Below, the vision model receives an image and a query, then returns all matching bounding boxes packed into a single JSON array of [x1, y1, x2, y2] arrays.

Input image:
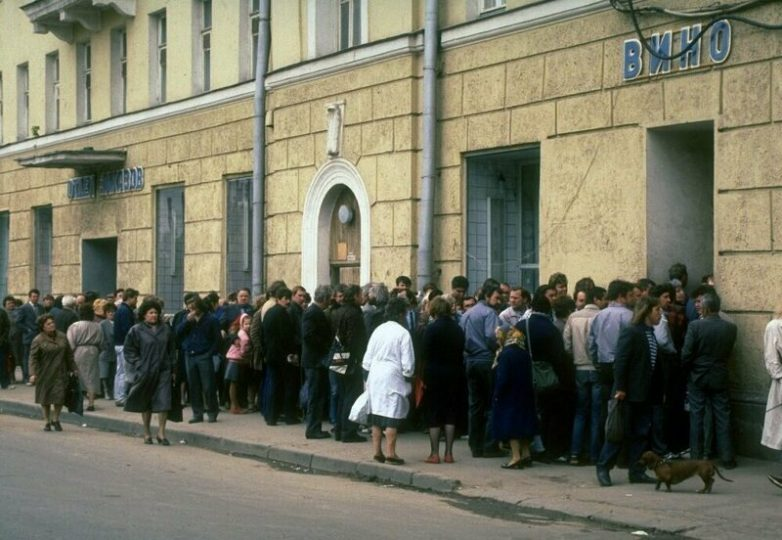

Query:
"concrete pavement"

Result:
[[1, 383, 779, 539]]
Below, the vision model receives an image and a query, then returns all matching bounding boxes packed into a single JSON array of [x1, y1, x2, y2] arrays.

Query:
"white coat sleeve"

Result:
[[764, 321, 782, 380]]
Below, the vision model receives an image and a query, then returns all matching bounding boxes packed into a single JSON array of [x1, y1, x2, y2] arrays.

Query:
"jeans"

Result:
[[305, 366, 329, 436], [597, 401, 651, 480], [465, 359, 496, 455], [334, 367, 363, 439], [22, 343, 31, 381], [571, 369, 602, 462], [113, 346, 126, 400], [186, 351, 218, 419], [328, 369, 339, 425], [688, 381, 734, 462]]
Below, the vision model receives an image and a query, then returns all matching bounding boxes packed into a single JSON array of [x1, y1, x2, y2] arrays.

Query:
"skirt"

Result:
[[224, 360, 242, 382], [368, 413, 404, 429]]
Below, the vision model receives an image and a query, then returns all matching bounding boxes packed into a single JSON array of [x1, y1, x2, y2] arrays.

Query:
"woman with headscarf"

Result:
[[29, 314, 77, 431], [362, 296, 415, 464], [67, 303, 105, 411], [123, 298, 176, 445], [225, 313, 252, 414]]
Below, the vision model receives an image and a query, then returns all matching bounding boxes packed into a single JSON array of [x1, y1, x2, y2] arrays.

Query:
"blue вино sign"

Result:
[[623, 19, 731, 81]]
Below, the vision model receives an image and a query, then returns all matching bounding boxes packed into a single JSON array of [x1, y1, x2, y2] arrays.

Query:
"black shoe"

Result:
[[720, 459, 738, 470], [768, 475, 782, 489], [470, 449, 483, 458], [52, 421, 63, 432], [156, 436, 171, 446], [306, 431, 331, 439], [188, 417, 204, 424], [341, 434, 367, 443], [207, 415, 218, 423], [532, 451, 551, 463], [596, 467, 612, 487], [43, 422, 51, 432], [629, 474, 657, 484], [501, 460, 524, 470], [481, 448, 507, 458]]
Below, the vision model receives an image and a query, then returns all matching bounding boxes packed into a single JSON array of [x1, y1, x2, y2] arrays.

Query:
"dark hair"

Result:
[[124, 288, 139, 300], [574, 277, 595, 294], [183, 291, 199, 304], [275, 287, 292, 300], [651, 283, 675, 300], [266, 280, 288, 299], [637, 278, 656, 292], [187, 296, 208, 314], [342, 284, 361, 305], [137, 298, 163, 322], [385, 296, 408, 322], [692, 284, 716, 300], [530, 285, 553, 313], [78, 304, 94, 321], [587, 286, 606, 305], [552, 295, 576, 319], [631, 296, 660, 325], [28, 288, 40, 297], [204, 291, 220, 307], [395, 275, 412, 288], [668, 263, 688, 282], [237, 287, 251, 296], [114, 288, 124, 296], [451, 275, 469, 290], [36, 314, 55, 332], [43, 294, 55, 302], [428, 296, 452, 319], [480, 282, 501, 301], [700, 292, 721, 313], [103, 302, 117, 314], [84, 291, 98, 304], [606, 280, 634, 301], [3, 295, 15, 306], [548, 272, 568, 287], [227, 292, 238, 302]]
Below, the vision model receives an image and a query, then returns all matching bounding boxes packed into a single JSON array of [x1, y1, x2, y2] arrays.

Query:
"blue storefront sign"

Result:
[[67, 167, 144, 200], [623, 19, 731, 81]]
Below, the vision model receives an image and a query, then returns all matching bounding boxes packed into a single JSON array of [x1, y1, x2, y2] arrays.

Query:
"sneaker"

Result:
[[768, 475, 782, 489]]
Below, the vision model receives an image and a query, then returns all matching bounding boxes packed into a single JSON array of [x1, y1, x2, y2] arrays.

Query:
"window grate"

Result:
[[156, 187, 184, 313], [34, 206, 53, 295], [0, 212, 8, 298], [226, 177, 253, 294]]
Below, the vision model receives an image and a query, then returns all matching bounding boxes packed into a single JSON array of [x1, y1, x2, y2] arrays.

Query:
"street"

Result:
[[0, 414, 669, 540]]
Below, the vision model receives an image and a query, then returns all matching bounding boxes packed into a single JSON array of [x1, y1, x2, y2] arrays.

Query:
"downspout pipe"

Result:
[[416, 0, 438, 289], [252, 0, 271, 297]]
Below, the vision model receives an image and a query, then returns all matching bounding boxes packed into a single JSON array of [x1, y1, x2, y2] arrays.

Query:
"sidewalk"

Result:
[[1, 383, 779, 539]]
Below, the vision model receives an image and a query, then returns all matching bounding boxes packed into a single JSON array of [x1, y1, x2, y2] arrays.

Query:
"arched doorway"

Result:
[[301, 159, 370, 292]]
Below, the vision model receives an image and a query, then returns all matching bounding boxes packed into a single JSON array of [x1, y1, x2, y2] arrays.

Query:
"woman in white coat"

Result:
[[762, 304, 782, 489], [363, 297, 415, 465]]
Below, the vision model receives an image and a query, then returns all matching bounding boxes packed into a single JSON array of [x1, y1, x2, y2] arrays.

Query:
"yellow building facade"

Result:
[[1, 0, 781, 456]]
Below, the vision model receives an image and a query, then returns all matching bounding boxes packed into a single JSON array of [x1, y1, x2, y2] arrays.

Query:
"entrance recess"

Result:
[[301, 159, 370, 292], [82, 237, 117, 296]]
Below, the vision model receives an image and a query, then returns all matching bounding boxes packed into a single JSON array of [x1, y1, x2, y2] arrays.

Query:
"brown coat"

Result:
[[30, 331, 76, 405]]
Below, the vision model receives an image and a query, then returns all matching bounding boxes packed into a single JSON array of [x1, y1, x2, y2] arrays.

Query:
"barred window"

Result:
[[0, 212, 9, 298], [34, 206, 53, 295], [155, 187, 184, 313], [226, 177, 253, 294]]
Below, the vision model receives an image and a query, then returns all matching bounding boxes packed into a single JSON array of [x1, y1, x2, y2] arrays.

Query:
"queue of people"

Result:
[[1, 262, 781, 490]]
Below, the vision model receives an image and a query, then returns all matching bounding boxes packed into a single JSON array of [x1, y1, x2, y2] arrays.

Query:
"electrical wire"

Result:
[[611, 0, 782, 62]]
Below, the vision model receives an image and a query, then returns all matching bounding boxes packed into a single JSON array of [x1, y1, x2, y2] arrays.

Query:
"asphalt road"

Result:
[[0, 414, 669, 540]]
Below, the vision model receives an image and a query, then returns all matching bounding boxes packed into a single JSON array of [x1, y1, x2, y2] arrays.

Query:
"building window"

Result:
[[202, 0, 212, 91], [226, 177, 253, 294], [150, 11, 167, 104], [339, 0, 362, 50], [45, 52, 60, 132], [34, 205, 53, 295], [0, 72, 4, 144], [0, 212, 8, 298], [466, 149, 540, 292], [16, 63, 29, 140], [308, 0, 366, 59], [111, 27, 127, 115], [481, 0, 506, 13], [77, 42, 92, 123], [250, 0, 260, 78], [155, 186, 184, 313]]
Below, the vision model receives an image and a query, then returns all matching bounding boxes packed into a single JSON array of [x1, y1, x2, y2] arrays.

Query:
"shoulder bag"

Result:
[[526, 318, 559, 392]]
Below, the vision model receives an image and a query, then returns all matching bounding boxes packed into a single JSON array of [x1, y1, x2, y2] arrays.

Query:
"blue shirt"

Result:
[[588, 302, 633, 364], [115, 302, 135, 346], [460, 300, 500, 363], [175, 312, 222, 357]]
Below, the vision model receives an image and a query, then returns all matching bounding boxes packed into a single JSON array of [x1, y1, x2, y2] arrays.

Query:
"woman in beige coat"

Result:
[[762, 304, 782, 489], [67, 304, 105, 411]]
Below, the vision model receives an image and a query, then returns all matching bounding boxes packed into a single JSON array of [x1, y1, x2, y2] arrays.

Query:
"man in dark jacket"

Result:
[[262, 287, 297, 426], [0, 301, 10, 389], [176, 295, 222, 423], [113, 288, 138, 406], [681, 292, 738, 468], [302, 285, 333, 439], [17, 288, 43, 384], [330, 284, 368, 443]]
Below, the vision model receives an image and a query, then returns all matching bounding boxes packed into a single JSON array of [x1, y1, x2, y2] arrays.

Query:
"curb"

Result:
[[0, 400, 460, 494]]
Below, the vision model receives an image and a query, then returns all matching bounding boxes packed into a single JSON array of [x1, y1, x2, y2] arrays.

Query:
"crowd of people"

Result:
[[0, 262, 781, 489]]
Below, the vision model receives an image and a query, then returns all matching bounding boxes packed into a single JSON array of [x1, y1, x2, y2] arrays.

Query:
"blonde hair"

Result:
[[93, 298, 108, 317]]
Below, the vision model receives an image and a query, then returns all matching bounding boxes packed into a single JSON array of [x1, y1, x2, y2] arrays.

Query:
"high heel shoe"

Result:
[[156, 436, 170, 446], [501, 460, 524, 469]]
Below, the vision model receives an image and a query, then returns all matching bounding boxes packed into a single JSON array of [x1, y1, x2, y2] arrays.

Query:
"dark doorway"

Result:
[[82, 237, 117, 296]]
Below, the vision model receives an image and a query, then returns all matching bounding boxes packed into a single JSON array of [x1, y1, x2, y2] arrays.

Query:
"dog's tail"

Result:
[[714, 466, 733, 482]]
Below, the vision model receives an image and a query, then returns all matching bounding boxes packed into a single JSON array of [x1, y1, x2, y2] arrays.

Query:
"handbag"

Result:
[[65, 374, 84, 416], [348, 390, 370, 425], [526, 318, 560, 392], [327, 336, 351, 375], [605, 398, 625, 443]]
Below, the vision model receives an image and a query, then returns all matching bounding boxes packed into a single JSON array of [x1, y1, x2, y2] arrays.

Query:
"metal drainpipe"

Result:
[[416, 0, 438, 290], [252, 0, 271, 297]]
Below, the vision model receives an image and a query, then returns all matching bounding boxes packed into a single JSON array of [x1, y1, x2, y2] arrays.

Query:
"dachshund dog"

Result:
[[638, 451, 733, 494]]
